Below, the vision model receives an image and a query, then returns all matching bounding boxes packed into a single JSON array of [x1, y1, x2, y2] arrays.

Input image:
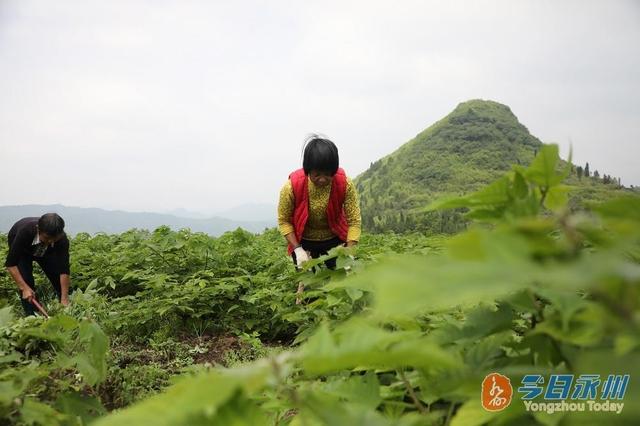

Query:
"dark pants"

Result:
[[291, 237, 344, 270], [16, 255, 62, 315]]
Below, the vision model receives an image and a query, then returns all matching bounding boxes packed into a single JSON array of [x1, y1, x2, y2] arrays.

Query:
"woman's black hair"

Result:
[[302, 134, 339, 175], [38, 213, 65, 237]]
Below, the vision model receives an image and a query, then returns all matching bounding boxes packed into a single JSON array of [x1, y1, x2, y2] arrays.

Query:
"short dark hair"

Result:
[[38, 213, 65, 237], [302, 134, 339, 175]]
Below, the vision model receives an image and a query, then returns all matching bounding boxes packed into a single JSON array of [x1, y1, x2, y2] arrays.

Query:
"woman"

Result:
[[278, 135, 361, 271]]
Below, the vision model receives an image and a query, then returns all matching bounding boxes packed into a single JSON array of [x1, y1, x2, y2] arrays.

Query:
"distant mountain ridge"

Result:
[[163, 203, 277, 222], [213, 203, 277, 222], [0, 204, 275, 236]]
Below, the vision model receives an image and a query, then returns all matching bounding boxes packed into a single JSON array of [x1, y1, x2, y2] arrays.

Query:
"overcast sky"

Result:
[[1, 0, 638, 214]]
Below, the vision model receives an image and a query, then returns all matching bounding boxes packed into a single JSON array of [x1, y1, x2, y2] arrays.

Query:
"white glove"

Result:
[[294, 246, 310, 267]]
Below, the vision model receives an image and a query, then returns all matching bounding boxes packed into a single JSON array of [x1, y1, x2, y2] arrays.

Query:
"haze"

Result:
[[1, 0, 638, 214]]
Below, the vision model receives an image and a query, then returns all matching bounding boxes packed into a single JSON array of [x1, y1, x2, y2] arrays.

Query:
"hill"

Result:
[[355, 99, 632, 233], [0, 204, 275, 236]]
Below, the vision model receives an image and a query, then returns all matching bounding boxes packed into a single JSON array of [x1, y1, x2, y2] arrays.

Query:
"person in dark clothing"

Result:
[[5, 213, 71, 315]]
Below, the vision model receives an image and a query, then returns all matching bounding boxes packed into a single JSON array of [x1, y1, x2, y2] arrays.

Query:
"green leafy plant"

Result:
[[1, 144, 637, 424], [88, 145, 640, 425]]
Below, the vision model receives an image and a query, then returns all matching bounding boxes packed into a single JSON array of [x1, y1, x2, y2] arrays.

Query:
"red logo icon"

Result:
[[482, 373, 513, 412]]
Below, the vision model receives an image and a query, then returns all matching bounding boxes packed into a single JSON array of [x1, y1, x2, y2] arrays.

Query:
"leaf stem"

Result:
[[445, 402, 455, 425], [539, 186, 548, 207], [145, 244, 173, 269], [399, 369, 428, 414]]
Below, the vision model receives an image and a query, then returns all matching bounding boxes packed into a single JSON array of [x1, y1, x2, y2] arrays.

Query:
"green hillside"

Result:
[[355, 99, 631, 233]]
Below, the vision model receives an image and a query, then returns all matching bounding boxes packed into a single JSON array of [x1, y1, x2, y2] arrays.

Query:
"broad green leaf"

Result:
[[591, 196, 640, 222], [426, 176, 511, 212], [343, 253, 534, 317], [0, 306, 14, 328], [530, 302, 606, 347], [54, 392, 106, 424], [450, 400, 498, 426], [463, 331, 513, 371], [77, 321, 109, 385], [21, 399, 66, 426], [189, 391, 269, 425], [0, 365, 42, 405], [0, 352, 22, 364], [73, 353, 103, 387], [614, 333, 640, 356], [0, 380, 23, 406], [532, 410, 565, 426], [543, 185, 569, 211], [312, 371, 382, 410], [430, 303, 515, 345], [297, 393, 393, 426], [93, 359, 274, 426], [446, 228, 531, 261], [301, 320, 459, 375], [535, 288, 587, 332], [524, 144, 562, 188], [511, 170, 528, 199], [345, 287, 364, 302], [19, 315, 78, 346], [502, 290, 539, 314], [86, 278, 99, 291]]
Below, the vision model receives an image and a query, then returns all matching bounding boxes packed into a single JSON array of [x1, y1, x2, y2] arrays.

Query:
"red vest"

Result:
[[287, 168, 349, 254]]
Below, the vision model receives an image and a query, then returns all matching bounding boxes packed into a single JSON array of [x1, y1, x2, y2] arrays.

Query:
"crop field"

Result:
[[0, 146, 638, 425]]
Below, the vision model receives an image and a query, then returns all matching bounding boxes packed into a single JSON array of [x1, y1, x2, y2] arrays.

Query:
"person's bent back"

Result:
[[5, 213, 71, 315]]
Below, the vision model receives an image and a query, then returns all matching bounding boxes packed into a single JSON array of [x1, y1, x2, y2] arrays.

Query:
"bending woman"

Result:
[[278, 135, 361, 270]]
